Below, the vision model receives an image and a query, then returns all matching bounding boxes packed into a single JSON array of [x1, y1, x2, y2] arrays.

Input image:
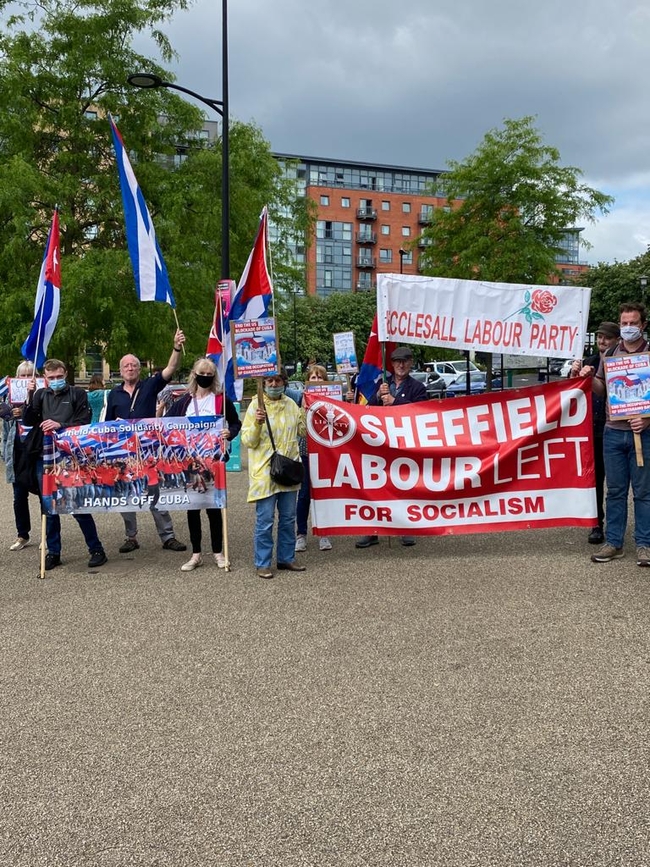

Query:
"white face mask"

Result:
[[620, 325, 642, 342]]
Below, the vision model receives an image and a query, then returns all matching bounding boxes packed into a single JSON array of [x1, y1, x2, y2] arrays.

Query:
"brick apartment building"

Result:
[[275, 153, 588, 297]]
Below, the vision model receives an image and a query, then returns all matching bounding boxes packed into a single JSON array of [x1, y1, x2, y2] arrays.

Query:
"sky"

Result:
[[142, 0, 650, 268]]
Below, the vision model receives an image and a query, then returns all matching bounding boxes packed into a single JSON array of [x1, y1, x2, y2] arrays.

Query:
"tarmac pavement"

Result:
[[2, 460, 650, 866]]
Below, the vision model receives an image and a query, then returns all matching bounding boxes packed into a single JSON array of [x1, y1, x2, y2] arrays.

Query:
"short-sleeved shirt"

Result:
[[105, 372, 168, 421]]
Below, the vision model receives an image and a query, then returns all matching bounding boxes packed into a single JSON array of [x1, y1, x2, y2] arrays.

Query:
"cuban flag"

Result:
[[355, 313, 396, 404], [21, 210, 61, 369], [226, 208, 273, 397], [109, 115, 176, 308], [229, 207, 273, 321]]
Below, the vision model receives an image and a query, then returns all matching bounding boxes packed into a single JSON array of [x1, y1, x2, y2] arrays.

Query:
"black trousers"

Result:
[[187, 508, 223, 554]]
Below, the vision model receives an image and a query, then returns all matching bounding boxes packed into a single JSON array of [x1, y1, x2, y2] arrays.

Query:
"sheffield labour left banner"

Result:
[[304, 379, 596, 537], [42, 417, 227, 516]]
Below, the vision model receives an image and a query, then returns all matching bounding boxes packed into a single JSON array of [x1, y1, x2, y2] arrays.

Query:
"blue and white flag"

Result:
[[109, 115, 176, 308], [21, 209, 61, 369]]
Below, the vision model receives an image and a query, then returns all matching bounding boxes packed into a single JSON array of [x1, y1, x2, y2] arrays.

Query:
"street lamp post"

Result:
[[399, 248, 407, 274], [127, 2, 230, 278]]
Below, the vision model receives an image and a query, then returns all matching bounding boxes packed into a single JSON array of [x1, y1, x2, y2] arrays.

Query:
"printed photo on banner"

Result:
[[376, 274, 590, 359], [604, 353, 650, 420], [304, 382, 344, 402], [8, 377, 45, 404], [303, 379, 597, 537], [41, 417, 227, 516], [232, 317, 278, 379], [333, 331, 358, 375]]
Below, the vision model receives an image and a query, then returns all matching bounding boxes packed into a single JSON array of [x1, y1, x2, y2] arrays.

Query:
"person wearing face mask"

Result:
[[22, 359, 107, 571], [295, 364, 332, 553], [167, 358, 241, 572], [2, 361, 38, 551], [589, 303, 650, 566], [241, 370, 306, 579], [569, 322, 620, 545]]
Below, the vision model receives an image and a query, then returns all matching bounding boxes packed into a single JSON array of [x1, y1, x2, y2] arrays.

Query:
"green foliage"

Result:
[[580, 249, 650, 327], [419, 116, 613, 285], [0, 0, 307, 374]]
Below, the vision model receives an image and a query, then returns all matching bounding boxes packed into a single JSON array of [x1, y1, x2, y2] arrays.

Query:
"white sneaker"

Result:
[[295, 534, 307, 552], [214, 552, 226, 568], [319, 537, 332, 551], [180, 554, 203, 572], [9, 537, 29, 551]]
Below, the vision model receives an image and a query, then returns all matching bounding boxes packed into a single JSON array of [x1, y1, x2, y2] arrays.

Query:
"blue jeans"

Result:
[[37, 459, 103, 555], [254, 491, 298, 568], [603, 426, 650, 547], [296, 455, 311, 537]]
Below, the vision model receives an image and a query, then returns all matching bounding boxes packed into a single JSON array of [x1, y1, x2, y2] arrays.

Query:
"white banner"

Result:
[[377, 274, 591, 360]]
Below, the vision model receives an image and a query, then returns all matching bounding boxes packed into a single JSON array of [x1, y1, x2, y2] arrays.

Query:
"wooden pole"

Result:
[[634, 430, 644, 466], [38, 513, 47, 579], [221, 506, 230, 571], [172, 309, 186, 355]]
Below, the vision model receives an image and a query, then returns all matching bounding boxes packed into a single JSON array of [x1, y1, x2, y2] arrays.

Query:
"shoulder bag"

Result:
[[264, 411, 305, 487]]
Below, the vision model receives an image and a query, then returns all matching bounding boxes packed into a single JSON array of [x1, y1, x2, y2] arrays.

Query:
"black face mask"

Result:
[[195, 374, 215, 389]]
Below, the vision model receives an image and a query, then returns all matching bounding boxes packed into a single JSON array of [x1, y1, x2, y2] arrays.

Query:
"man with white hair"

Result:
[[105, 329, 187, 554]]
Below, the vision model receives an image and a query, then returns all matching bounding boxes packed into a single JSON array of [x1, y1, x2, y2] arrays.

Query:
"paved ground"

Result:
[[2, 459, 650, 866]]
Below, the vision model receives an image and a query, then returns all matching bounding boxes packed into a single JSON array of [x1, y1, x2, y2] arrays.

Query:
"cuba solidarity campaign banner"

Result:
[[42, 417, 227, 516], [304, 379, 596, 537], [376, 274, 591, 359]]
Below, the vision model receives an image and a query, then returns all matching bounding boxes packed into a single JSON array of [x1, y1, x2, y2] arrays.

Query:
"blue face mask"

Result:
[[620, 325, 642, 343], [49, 378, 66, 392], [265, 385, 285, 400]]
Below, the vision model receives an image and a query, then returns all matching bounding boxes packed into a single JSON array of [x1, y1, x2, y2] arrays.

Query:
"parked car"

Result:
[[412, 370, 447, 399], [548, 358, 566, 376], [559, 359, 573, 378], [431, 359, 481, 387], [446, 371, 503, 397]]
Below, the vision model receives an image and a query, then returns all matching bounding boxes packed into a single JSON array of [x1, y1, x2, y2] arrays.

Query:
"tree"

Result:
[[580, 249, 650, 327], [419, 116, 613, 285], [0, 0, 308, 373]]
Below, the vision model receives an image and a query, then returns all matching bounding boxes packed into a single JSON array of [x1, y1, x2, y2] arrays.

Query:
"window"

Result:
[[379, 249, 393, 264], [382, 201, 390, 211], [341, 197, 350, 208], [402, 227, 411, 237], [381, 225, 390, 236], [320, 195, 330, 206], [402, 202, 411, 213], [401, 250, 413, 265]]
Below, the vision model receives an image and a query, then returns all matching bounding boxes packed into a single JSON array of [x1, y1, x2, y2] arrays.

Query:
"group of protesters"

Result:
[[3, 299, 650, 578]]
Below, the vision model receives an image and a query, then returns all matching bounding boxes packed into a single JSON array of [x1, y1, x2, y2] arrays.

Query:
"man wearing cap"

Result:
[[569, 321, 620, 545], [587, 303, 650, 566], [356, 345, 427, 549]]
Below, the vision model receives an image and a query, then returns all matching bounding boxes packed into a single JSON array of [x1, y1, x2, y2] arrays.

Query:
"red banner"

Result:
[[304, 379, 597, 536]]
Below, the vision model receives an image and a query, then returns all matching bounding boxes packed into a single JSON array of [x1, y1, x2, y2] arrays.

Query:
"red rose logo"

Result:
[[531, 289, 557, 315]]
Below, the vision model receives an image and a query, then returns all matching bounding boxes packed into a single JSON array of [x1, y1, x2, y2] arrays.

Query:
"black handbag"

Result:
[[264, 412, 305, 487]]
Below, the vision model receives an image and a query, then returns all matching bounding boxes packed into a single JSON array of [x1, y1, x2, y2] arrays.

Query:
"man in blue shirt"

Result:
[[105, 329, 187, 554]]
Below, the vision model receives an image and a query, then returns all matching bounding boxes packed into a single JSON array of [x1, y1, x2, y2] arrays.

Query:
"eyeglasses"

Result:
[[121, 363, 140, 369]]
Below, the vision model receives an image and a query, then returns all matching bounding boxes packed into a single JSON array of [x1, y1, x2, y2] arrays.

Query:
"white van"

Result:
[[430, 359, 480, 387]]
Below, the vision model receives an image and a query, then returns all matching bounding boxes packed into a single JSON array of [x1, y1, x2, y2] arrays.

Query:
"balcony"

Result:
[[356, 207, 377, 221], [418, 236, 433, 248], [356, 256, 376, 269], [356, 231, 377, 244], [356, 280, 376, 292], [418, 209, 434, 225]]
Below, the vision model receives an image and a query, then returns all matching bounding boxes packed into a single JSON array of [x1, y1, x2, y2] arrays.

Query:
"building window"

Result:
[[402, 202, 411, 213], [382, 201, 390, 211], [381, 225, 390, 236], [320, 195, 330, 206], [401, 250, 413, 265], [402, 227, 411, 237], [341, 197, 350, 208], [379, 249, 393, 264]]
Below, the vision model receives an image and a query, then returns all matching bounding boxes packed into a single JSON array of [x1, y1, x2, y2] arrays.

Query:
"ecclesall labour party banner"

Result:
[[304, 379, 596, 537], [376, 274, 591, 360]]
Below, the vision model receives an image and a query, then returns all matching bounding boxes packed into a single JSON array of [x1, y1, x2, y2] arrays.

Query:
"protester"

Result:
[[2, 361, 38, 551], [589, 303, 650, 566], [356, 345, 427, 549], [104, 329, 187, 554], [167, 357, 241, 572], [296, 364, 332, 553], [569, 321, 620, 545], [87, 374, 107, 423], [22, 359, 107, 570], [241, 370, 306, 579]]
